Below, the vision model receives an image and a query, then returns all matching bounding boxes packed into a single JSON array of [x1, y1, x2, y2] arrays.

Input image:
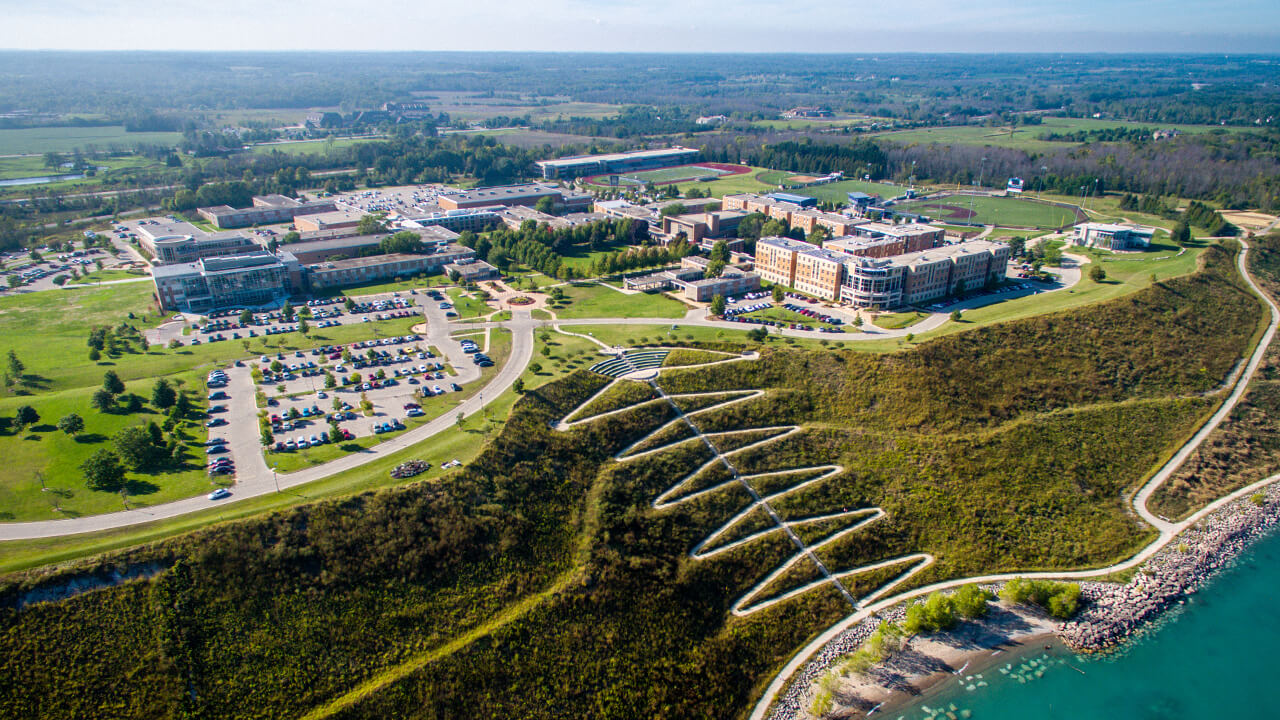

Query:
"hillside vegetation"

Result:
[[0, 242, 1263, 720]]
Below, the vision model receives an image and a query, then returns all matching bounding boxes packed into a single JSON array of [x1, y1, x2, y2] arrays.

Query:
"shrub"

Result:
[[1000, 578, 1082, 618]]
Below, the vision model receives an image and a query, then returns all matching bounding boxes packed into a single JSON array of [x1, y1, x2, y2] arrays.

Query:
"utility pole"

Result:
[[272, 464, 280, 493]]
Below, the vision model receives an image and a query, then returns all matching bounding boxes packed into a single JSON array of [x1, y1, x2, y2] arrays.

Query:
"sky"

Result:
[[1, 0, 1279, 53]]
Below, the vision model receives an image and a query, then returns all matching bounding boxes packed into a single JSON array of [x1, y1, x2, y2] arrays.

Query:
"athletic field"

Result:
[[584, 163, 750, 188], [893, 194, 1083, 229]]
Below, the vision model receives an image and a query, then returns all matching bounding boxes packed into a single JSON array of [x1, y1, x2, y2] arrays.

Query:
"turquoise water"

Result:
[[896, 527, 1280, 720]]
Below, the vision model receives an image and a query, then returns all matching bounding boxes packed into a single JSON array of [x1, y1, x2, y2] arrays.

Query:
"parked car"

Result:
[[208, 488, 231, 500]]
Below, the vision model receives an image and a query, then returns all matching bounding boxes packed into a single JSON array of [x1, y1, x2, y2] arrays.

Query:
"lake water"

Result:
[[0, 172, 88, 187], [896, 526, 1280, 720]]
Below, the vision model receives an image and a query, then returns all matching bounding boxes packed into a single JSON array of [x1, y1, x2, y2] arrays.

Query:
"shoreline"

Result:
[[769, 480, 1280, 720]]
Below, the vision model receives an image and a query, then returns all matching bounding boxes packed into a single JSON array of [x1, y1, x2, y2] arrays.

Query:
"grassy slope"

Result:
[[0, 241, 1263, 720]]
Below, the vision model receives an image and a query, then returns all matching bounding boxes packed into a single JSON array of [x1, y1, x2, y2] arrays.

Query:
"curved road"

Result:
[[0, 309, 536, 541], [747, 238, 1280, 720]]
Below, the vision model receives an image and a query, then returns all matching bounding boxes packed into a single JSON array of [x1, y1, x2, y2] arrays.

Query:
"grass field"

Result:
[[69, 269, 146, 284], [741, 306, 834, 328], [0, 126, 183, 155], [667, 166, 777, 198], [873, 311, 928, 329], [552, 282, 688, 319], [894, 193, 1083, 228], [249, 136, 385, 156], [0, 326, 593, 573], [0, 370, 217, 521], [870, 116, 1258, 152], [446, 287, 491, 319]]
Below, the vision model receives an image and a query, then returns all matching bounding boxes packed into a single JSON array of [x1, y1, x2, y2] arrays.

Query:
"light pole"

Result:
[[272, 464, 279, 493]]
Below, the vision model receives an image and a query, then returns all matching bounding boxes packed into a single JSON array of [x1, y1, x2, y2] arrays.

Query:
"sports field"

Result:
[[583, 163, 750, 188], [893, 193, 1084, 229]]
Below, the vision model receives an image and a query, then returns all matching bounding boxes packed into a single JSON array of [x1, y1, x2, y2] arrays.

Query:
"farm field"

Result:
[[249, 136, 385, 156], [583, 162, 750, 188], [894, 193, 1084, 228], [0, 126, 183, 155], [871, 116, 1258, 152]]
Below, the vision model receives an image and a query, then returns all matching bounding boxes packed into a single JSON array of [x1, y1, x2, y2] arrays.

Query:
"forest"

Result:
[[0, 240, 1265, 720]]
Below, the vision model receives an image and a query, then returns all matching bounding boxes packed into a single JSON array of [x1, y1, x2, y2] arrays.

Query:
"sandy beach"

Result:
[[809, 603, 1059, 718]]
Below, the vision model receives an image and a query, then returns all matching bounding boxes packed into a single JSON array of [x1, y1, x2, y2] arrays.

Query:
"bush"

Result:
[[1000, 578, 1082, 618], [951, 584, 994, 619], [903, 591, 958, 635]]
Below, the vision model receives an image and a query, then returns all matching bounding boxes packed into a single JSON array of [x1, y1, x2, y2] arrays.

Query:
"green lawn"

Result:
[[249, 136, 385, 156], [894, 194, 1083, 228], [68, 269, 146, 284], [666, 166, 776, 198], [873, 311, 928, 329], [446, 287, 491, 318], [551, 282, 688, 319], [0, 126, 183, 155], [0, 325, 574, 573], [558, 243, 632, 272], [0, 371, 218, 522], [584, 164, 743, 187]]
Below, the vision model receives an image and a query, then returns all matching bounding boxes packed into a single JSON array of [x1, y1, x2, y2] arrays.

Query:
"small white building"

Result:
[[1071, 222, 1156, 251]]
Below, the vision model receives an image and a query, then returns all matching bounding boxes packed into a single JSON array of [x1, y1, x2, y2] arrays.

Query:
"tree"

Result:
[[950, 309, 962, 323], [529, 362, 543, 374], [298, 318, 310, 336], [57, 413, 85, 437], [6, 350, 23, 379], [113, 426, 157, 471], [710, 294, 727, 317], [1007, 236, 1026, 257], [6, 275, 20, 288], [709, 239, 729, 263], [357, 214, 388, 236], [344, 297, 356, 311], [15, 405, 39, 430], [456, 411, 465, 428], [170, 391, 193, 421], [90, 388, 116, 412], [746, 327, 769, 342], [705, 258, 726, 279], [380, 231, 424, 255], [270, 360, 283, 374], [122, 393, 144, 413], [1171, 221, 1191, 247], [81, 449, 126, 492], [1089, 264, 1107, 283], [772, 285, 785, 303], [167, 338, 181, 350], [151, 379, 177, 409], [513, 377, 525, 393], [102, 370, 125, 395], [534, 195, 556, 214], [324, 371, 336, 389], [239, 309, 254, 325], [282, 302, 295, 322]]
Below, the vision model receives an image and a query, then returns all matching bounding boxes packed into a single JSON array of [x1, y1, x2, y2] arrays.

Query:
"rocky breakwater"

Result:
[[1060, 482, 1280, 652]]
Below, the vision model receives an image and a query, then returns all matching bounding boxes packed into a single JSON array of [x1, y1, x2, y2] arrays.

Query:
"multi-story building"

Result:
[[304, 245, 476, 290], [754, 236, 812, 287], [789, 209, 868, 237], [293, 210, 366, 233], [435, 184, 593, 212], [793, 247, 847, 301], [847, 222, 946, 253], [402, 207, 504, 233], [151, 251, 301, 312], [534, 147, 700, 179], [1071, 222, 1156, 251], [197, 194, 335, 229], [839, 240, 1012, 308], [658, 211, 747, 245]]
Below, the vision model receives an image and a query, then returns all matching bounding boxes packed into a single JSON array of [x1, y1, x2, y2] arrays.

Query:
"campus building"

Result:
[[402, 207, 504, 233], [623, 263, 761, 303], [271, 226, 459, 265], [789, 209, 868, 237], [196, 194, 336, 229], [846, 222, 946, 252], [1071, 222, 1156, 251], [151, 251, 301, 312], [443, 260, 499, 283], [293, 210, 366, 234], [658, 210, 748, 244], [435, 185, 593, 212], [839, 240, 1012, 308], [534, 147, 700, 180], [754, 236, 811, 287], [304, 245, 476, 290], [793, 247, 847, 302]]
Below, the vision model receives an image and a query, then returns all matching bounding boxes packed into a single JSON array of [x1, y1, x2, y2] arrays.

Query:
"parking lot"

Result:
[[185, 293, 423, 346]]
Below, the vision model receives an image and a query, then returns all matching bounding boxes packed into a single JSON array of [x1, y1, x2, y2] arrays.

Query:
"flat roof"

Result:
[[442, 184, 561, 203], [535, 146, 698, 169], [200, 252, 283, 273], [307, 246, 472, 272], [757, 236, 817, 252]]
